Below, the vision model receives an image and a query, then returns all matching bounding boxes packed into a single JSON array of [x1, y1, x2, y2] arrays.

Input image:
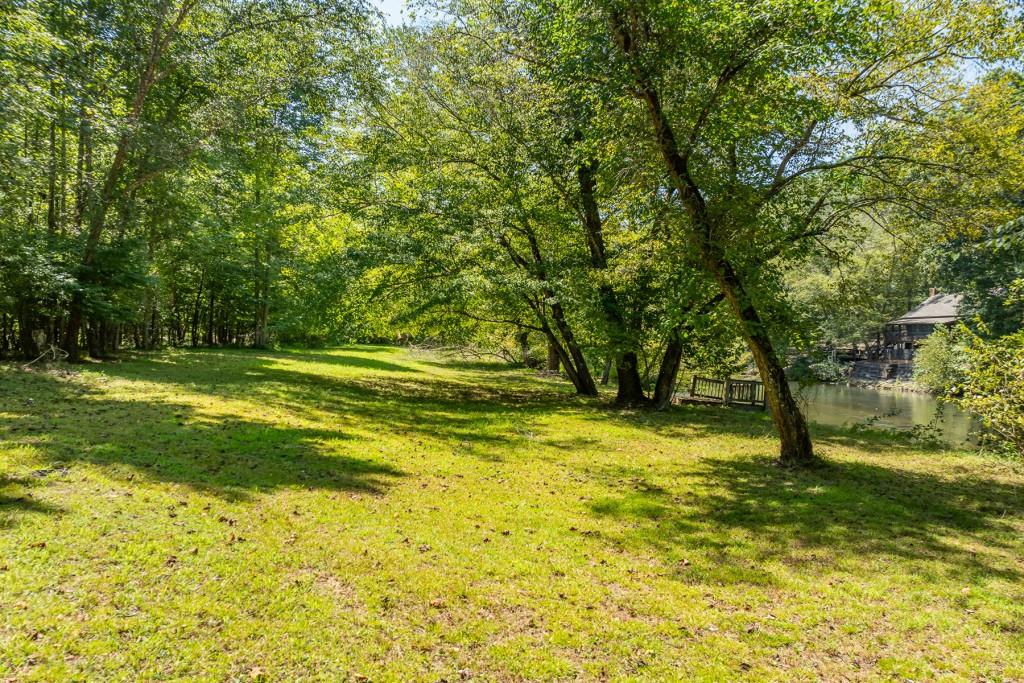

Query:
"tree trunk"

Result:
[[86, 319, 102, 359], [516, 224, 597, 395], [528, 301, 593, 396], [652, 294, 725, 409], [206, 290, 215, 347], [17, 302, 39, 360], [614, 352, 646, 406], [548, 301, 597, 396], [49, 316, 60, 350], [46, 83, 57, 235], [146, 301, 159, 349], [65, 292, 84, 361], [652, 334, 684, 410], [500, 224, 595, 396], [517, 330, 536, 368], [577, 158, 643, 405], [714, 260, 814, 465], [67, 1, 194, 361], [600, 355, 612, 385], [546, 338, 560, 372], [190, 278, 204, 348]]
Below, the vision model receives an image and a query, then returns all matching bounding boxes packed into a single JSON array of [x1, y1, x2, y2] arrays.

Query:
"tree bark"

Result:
[[546, 337, 560, 372], [526, 302, 594, 396], [205, 290, 215, 347], [652, 293, 726, 409], [150, 305, 159, 348], [652, 333, 684, 410], [65, 292, 83, 360], [190, 277, 204, 347], [46, 82, 57, 235], [253, 243, 270, 348], [517, 330, 537, 368], [86, 319, 102, 359], [713, 260, 813, 466], [17, 302, 39, 360], [614, 352, 646, 406], [547, 300, 597, 395]]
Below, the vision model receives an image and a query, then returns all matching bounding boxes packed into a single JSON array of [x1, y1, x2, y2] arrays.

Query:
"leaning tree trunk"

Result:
[[540, 324, 588, 391], [713, 259, 814, 465], [503, 222, 597, 396], [65, 0, 194, 361], [609, 12, 814, 465], [532, 305, 596, 397], [548, 301, 598, 396]]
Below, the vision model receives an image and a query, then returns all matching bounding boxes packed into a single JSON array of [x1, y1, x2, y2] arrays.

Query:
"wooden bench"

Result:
[[676, 376, 767, 410]]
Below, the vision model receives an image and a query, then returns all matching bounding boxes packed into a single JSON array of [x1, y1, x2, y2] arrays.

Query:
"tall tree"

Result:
[[523, 0, 1019, 464]]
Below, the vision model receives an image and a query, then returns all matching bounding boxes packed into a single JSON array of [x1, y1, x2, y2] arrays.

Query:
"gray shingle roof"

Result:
[[888, 293, 963, 326]]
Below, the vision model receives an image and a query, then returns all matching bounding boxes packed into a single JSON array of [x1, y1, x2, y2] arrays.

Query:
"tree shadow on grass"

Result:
[[0, 475, 59, 527], [126, 347, 421, 375], [86, 350, 572, 463], [0, 368, 405, 502], [586, 453, 1024, 585], [590, 400, 956, 455], [274, 349, 422, 374], [416, 358, 516, 372], [2, 346, 562, 506], [8, 347, 1022, 587]]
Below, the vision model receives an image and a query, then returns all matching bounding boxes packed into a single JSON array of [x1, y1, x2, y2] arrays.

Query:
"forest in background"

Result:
[[2, 0, 1023, 461]]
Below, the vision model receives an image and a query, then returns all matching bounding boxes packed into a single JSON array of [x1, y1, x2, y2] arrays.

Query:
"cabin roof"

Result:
[[887, 293, 963, 326]]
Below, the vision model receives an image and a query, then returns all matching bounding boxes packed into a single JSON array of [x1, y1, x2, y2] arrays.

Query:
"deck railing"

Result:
[[689, 376, 766, 409]]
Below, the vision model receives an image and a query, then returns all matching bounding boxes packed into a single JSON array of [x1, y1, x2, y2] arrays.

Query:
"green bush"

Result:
[[788, 355, 847, 383], [914, 326, 969, 393], [954, 330, 1024, 456]]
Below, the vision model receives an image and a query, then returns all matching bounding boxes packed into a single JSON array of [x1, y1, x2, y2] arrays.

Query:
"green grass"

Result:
[[1, 346, 1022, 681]]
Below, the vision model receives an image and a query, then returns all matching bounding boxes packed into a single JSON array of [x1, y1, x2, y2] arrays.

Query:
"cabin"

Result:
[[882, 290, 962, 361]]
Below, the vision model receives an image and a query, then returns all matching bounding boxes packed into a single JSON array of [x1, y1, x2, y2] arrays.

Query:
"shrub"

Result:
[[954, 330, 1024, 456], [788, 355, 847, 383], [914, 326, 969, 393]]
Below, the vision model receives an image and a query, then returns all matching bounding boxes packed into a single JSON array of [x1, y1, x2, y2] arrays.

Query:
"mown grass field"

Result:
[[1, 346, 1023, 682]]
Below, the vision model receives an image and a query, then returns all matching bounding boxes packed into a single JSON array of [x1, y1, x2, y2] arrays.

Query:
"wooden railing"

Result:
[[690, 376, 727, 401], [689, 376, 766, 409]]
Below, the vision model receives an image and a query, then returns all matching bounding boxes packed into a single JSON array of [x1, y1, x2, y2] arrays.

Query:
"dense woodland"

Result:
[[2, 0, 1023, 462]]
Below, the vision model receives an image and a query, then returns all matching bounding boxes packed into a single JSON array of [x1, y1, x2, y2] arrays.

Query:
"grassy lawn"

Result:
[[1, 346, 1023, 681]]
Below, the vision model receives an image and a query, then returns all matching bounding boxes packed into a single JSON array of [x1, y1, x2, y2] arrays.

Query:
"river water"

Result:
[[792, 383, 975, 446]]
